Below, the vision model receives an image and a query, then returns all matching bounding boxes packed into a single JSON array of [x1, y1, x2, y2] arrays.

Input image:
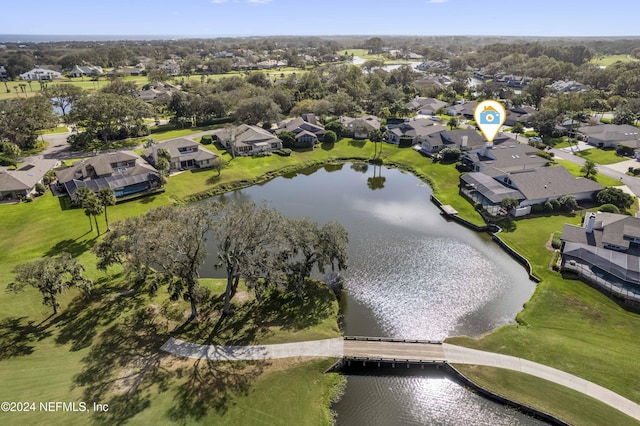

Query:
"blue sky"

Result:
[[4, 0, 640, 37]]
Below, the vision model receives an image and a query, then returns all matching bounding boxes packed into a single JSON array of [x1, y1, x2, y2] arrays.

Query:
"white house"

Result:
[[20, 67, 62, 81]]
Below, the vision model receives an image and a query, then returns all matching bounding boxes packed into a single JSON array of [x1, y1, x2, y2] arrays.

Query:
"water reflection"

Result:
[[202, 164, 540, 424], [334, 373, 547, 426]]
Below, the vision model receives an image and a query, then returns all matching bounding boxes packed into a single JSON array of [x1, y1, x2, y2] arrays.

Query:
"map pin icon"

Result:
[[474, 100, 507, 143]]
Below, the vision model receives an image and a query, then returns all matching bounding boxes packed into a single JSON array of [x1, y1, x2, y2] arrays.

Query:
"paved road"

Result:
[[161, 337, 640, 421], [550, 147, 640, 197]]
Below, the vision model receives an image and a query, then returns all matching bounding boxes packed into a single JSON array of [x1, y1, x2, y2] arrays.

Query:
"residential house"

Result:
[[0, 159, 59, 201], [446, 101, 478, 118], [551, 80, 589, 93], [159, 59, 181, 76], [19, 67, 62, 80], [137, 82, 181, 102], [577, 124, 640, 149], [55, 151, 160, 199], [69, 65, 103, 78], [413, 74, 452, 90], [504, 106, 536, 126], [143, 138, 218, 170], [560, 212, 640, 297], [461, 142, 549, 176], [416, 60, 448, 71], [386, 118, 444, 146], [217, 125, 283, 156], [276, 114, 325, 147], [461, 165, 603, 216], [339, 115, 381, 139], [494, 74, 531, 88], [418, 128, 485, 154], [405, 97, 447, 116]]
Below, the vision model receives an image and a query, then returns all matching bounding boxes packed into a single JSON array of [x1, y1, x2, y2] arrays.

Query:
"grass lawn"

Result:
[[38, 125, 69, 135], [575, 147, 628, 165], [591, 54, 639, 66], [454, 365, 639, 426], [555, 159, 624, 186]]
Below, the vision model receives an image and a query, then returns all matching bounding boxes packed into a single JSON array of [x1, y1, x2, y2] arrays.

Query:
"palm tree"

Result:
[[97, 188, 116, 232], [85, 195, 104, 236], [581, 160, 598, 181], [447, 117, 458, 130], [74, 187, 94, 231]]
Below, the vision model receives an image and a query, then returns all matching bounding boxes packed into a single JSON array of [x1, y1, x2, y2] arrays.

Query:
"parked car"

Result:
[[529, 136, 543, 143]]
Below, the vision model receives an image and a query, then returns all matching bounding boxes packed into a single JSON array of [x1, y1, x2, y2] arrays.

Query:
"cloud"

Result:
[[429, 0, 448, 3], [247, 0, 272, 3], [211, 0, 228, 3]]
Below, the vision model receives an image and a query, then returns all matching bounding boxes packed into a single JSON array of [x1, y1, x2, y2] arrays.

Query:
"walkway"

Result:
[[161, 337, 640, 421]]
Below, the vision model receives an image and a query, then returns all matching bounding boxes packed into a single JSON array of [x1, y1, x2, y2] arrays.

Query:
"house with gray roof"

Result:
[[577, 124, 640, 149], [276, 114, 325, 148], [69, 65, 103, 78], [144, 138, 217, 170], [461, 142, 548, 177], [405, 97, 447, 116], [387, 118, 443, 146], [0, 159, 59, 201], [217, 125, 283, 156], [419, 128, 485, 154], [551, 80, 589, 93], [446, 101, 478, 118], [55, 151, 160, 199], [339, 115, 381, 139], [561, 212, 640, 300]]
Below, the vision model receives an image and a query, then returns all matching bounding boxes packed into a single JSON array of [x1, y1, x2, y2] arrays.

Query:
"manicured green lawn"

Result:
[[454, 365, 639, 426], [591, 54, 639, 66], [555, 159, 624, 186], [576, 148, 628, 165]]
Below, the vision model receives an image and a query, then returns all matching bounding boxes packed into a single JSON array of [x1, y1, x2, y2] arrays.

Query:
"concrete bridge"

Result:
[[161, 336, 640, 422]]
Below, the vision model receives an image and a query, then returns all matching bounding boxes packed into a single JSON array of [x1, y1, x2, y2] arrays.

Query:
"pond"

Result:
[[202, 163, 544, 425]]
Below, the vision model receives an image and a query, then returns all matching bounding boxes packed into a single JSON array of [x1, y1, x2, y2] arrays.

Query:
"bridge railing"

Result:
[[343, 336, 442, 345]]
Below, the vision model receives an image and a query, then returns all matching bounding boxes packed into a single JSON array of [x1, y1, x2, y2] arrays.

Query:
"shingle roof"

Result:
[[508, 166, 603, 201], [460, 172, 524, 204]]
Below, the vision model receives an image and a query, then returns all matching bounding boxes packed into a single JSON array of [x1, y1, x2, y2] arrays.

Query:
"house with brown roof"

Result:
[[55, 151, 160, 199], [216, 125, 283, 156], [143, 138, 218, 170]]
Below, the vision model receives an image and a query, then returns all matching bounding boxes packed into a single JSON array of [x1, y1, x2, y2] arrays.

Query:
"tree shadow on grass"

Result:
[[348, 139, 367, 148], [258, 281, 335, 331], [167, 358, 267, 423], [73, 306, 174, 425], [53, 276, 147, 351], [44, 233, 96, 258], [0, 316, 53, 360]]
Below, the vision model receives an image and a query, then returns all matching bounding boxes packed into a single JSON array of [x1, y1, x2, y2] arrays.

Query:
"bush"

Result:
[[599, 203, 620, 213], [324, 130, 337, 144], [558, 195, 577, 211], [543, 201, 554, 212], [551, 199, 561, 211], [616, 144, 634, 157], [200, 135, 213, 145], [35, 182, 46, 195], [531, 203, 544, 214], [0, 154, 17, 167], [551, 232, 562, 249], [440, 147, 462, 162], [596, 187, 634, 210]]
